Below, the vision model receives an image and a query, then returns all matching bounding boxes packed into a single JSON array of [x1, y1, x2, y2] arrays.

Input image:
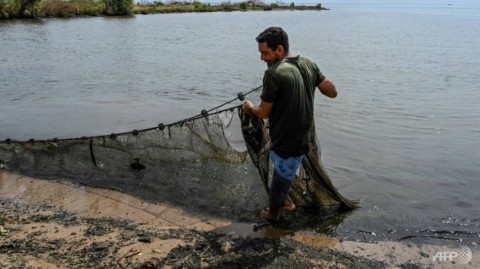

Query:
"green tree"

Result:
[[0, 0, 11, 18], [17, 0, 42, 17], [239, 1, 247, 10], [104, 0, 133, 15]]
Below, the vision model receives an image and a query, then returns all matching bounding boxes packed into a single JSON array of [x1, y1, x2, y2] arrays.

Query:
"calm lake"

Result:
[[1, 3, 479, 245]]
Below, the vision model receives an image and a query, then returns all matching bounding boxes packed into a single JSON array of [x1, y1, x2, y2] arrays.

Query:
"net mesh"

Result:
[[0, 89, 356, 221]]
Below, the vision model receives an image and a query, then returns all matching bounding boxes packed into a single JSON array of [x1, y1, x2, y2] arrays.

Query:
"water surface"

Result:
[[1, 5, 479, 245]]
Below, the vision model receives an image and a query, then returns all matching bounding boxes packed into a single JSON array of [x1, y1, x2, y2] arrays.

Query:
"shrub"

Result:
[[42, 0, 79, 17], [0, 0, 14, 18], [41, 0, 102, 17], [104, 0, 133, 15], [0, 0, 43, 18], [239, 2, 246, 10]]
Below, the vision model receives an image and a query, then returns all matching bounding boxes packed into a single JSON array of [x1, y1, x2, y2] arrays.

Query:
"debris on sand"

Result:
[[0, 196, 424, 269]]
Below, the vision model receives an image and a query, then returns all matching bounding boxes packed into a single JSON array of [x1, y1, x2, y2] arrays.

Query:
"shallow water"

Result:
[[1, 4, 479, 246]]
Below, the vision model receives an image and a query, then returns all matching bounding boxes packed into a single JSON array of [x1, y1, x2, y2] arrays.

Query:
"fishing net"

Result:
[[0, 87, 356, 221], [240, 110, 357, 212]]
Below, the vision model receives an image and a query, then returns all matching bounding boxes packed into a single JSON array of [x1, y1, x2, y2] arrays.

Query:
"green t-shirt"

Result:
[[260, 56, 325, 157]]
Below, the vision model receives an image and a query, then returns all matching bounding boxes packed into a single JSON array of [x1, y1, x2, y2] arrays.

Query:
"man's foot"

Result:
[[282, 195, 296, 211], [260, 209, 279, 221]]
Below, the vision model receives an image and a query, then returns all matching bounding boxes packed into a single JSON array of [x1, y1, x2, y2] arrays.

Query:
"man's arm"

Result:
[[318, 78, 337, 98], [242, 100, 273, 119]]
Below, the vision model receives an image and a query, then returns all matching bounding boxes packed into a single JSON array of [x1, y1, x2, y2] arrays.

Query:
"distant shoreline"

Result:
[[0, 1, 328, 20], [133, 2, 328, 15]]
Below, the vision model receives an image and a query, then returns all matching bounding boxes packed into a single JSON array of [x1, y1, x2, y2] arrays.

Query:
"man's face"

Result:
[[258, 42, 283, 67]]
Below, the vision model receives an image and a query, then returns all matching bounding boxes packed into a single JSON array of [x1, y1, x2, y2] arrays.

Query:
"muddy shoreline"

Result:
[[1, 172, 477, 268], [0, 197, 387, 269]]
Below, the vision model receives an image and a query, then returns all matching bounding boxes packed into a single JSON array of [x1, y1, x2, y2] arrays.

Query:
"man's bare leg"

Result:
[[282, 194, 296, 211], [260, 205, 280, 221], [260, 195, 296, 221]]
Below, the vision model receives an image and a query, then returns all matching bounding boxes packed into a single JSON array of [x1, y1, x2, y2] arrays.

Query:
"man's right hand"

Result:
[[242, 100, 254, 115], [242, 100, 273, 119]]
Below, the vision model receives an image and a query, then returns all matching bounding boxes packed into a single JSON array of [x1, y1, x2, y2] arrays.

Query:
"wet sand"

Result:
[[1, 171, 477, 268]]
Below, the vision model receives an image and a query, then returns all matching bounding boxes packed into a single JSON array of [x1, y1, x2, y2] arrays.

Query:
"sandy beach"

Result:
[[1, 171, 477, 268]]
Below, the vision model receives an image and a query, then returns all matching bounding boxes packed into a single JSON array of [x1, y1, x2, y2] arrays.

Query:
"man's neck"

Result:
[[285, 52, 298, 59]]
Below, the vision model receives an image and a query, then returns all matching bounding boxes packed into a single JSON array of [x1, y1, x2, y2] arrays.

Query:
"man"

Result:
[[242, 27, 337, 221]]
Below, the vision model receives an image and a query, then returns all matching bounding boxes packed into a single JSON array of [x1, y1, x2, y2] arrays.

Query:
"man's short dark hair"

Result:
[[256, 27, 289, 53]]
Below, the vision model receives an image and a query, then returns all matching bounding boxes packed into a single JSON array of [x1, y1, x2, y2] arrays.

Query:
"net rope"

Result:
[[0, 85, 356, 221]]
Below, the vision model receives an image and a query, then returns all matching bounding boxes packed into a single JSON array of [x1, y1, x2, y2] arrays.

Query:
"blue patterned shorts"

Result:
[[269, 150, 303, 207], [270, 150, 303, 181]]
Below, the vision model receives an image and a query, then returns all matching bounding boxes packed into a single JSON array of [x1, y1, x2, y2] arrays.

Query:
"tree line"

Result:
[[0, 0, 326, 19], [0, 0, 133, 18]]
